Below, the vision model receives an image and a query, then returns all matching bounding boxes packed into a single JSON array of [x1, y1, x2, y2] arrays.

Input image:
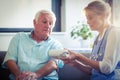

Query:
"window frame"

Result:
[[52, 0, 61, 32]]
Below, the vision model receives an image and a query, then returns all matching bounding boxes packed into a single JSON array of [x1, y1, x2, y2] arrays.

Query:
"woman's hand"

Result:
[[57, 49, 77, 65]]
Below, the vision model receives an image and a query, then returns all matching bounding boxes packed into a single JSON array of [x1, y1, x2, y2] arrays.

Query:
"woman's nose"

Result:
[[87, 20, 90, 25]]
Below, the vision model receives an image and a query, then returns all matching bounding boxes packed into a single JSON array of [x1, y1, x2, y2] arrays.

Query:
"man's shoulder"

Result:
[[48, 37, 60, 43], [15, 32, 30, 37], [48, 37, 63, 45], [48, 37, 63, 49], [12, 32, 30, 40]]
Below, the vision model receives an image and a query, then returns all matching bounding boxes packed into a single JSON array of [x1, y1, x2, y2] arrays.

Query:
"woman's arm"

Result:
[[67, 50, 100, 71], [60, 50, 100, 73], [72, 59, 92, 75], [74, 52, 100, 71]]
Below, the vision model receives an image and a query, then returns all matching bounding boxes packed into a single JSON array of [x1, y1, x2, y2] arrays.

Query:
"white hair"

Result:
[[34, 10, 56, 23]]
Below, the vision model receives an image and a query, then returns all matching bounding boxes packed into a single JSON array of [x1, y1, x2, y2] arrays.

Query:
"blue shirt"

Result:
[[3, 32, 64, 80]]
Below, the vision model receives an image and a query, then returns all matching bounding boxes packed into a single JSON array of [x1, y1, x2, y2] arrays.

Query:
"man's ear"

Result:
[[33, 19, 36, 26]]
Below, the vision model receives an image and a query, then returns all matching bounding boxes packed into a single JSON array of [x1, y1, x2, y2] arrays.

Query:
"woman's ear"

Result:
[[99, 14, 105, 22], [102, 13, 107, 20]]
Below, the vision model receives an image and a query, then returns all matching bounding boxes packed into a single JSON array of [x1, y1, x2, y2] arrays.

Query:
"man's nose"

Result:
[[45, 23, 50, 28]]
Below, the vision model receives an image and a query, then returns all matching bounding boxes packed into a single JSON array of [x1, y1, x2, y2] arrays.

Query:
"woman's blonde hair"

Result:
[[84, 0, 111, 18]]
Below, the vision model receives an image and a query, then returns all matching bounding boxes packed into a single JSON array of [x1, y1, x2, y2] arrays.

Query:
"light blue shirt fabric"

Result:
[[3, 32, 64, 80]]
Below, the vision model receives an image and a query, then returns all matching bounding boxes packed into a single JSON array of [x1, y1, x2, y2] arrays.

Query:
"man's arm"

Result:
[[13, 60, 58, 80], [35, 60, 57, 78], [6, 60, 21, 78]]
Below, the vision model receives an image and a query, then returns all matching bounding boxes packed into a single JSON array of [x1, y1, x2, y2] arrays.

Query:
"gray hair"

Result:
[[34, 10, 56, 23]]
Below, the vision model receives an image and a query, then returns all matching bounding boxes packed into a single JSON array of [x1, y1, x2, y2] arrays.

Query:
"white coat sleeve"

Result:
[[99, 28, 120, 74]]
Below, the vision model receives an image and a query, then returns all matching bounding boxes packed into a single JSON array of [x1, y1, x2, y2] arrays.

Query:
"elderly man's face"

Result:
[[34, 13, 55, 38]]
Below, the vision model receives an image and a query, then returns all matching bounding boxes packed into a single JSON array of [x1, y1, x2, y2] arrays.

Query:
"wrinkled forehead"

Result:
[[36, 13, 56, 23], [38, 13, 55, 22]]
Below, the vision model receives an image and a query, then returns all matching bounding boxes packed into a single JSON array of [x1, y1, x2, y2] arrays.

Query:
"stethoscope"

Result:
[[90, 36, 105, 60], [90, 27, 111, 61]]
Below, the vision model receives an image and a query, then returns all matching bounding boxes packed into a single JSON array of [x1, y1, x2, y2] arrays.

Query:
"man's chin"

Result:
[[44, 33, 50, 37]]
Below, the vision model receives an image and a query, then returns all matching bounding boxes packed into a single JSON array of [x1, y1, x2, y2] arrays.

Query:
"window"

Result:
[[0, 0, 62, 33], [52, 0, 61, 32]]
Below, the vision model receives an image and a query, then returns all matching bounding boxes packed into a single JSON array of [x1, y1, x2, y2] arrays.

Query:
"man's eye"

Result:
[[49, 22, 52, 25], [43, 21, 47, 23]]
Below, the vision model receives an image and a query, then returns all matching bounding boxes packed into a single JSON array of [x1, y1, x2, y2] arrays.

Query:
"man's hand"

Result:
[[16, 71, 38, 80]]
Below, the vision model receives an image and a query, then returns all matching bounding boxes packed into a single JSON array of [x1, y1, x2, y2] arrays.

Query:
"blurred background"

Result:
[[0, 0, 119, 52]]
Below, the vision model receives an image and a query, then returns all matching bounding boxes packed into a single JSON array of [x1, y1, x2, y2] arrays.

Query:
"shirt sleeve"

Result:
[[51, 58, 64, 68], [99, 28, 120, 74], [50, 39, 64, 68], [2, 33, 20, 67]]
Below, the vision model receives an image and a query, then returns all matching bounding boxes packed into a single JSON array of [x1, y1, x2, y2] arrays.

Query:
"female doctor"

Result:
[[61, 1, 120, 80]]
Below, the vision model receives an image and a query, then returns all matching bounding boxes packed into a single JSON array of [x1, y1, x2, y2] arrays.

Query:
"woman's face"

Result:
[[85, 10, 104, 32]]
